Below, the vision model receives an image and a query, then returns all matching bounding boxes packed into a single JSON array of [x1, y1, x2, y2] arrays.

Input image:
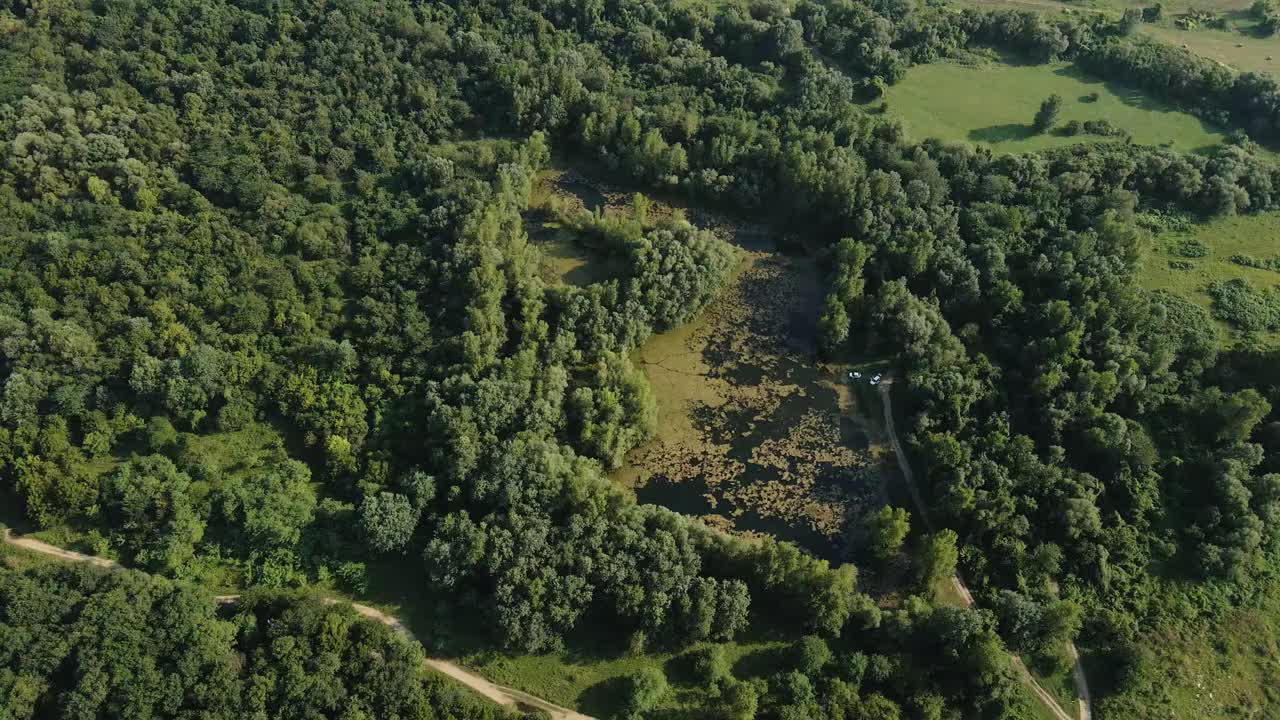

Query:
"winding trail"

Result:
[[2, 529, 594, 720], [876, 379, 1092, 720]]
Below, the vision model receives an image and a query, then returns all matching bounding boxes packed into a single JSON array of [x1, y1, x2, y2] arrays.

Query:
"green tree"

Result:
[[916, 529, 959, 595], [101, 455, 205, 573], [1033, 94, 1063, 133], [720, 680, 759, 720], [620, 668, 668, 719], [866, 506, 910, 561], [691, 645, 732, 689], [360, 491, 420, 553], [794, 635, 833, 676]]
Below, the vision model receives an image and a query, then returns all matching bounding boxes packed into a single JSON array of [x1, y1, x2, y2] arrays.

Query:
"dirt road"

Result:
[[875, 380, 1092, 720], [2, 529, 594, 720]]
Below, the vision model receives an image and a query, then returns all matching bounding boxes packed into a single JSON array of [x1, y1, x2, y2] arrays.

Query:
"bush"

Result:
[[620, 668, 668, 719], [691, 645, 732, 689], [1229, 254, 1280, 271], [1082, 119, 1128, 137], [1208, 278, 1280, 331], [794, 635, 833, 676], [720, 680, 759, 720], [1175, 238, 1210, 258], [1058, 120, 1082, 136]]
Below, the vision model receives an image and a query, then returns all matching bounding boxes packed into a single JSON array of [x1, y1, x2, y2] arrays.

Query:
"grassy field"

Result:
[[1139, 211, 1280, 343], [873, 59, 1232, 153], [466, 631, 792, 718], [953, 0, 1280, 76], [1107, 586, 1280, 718]]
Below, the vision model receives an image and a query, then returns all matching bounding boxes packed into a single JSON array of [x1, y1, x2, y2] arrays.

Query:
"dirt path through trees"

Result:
[[875, 381, 1092, 720], [1, 529, 594, 720]]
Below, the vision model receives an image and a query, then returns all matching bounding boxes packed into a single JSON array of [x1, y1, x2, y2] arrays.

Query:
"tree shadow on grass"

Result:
[[578, 675, 630, 719], [732, 644, 794, 681], [1050, 64, 1231, 144], [968, 123, 1036, 144]]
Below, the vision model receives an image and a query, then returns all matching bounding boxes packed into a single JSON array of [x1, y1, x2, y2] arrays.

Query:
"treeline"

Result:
[[963, 7, 1280, 146], [0, 562, 510, 720]]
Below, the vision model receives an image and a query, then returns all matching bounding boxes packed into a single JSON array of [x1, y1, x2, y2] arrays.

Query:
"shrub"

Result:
[[794, 635, 833, 676], [720, 681, 759, 720], [691, 645, 732, 689], [620, 668, 668, 718], [1208, 278, 1280, 331], [1082, 119, 1128, 137], [1229, 254, 1280, 271], [1175, 238, 1209, 258]]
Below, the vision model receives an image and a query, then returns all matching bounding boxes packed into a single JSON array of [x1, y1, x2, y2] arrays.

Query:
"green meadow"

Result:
[[872, 59, 1231, 153], [1140, 211, 1280, 342]]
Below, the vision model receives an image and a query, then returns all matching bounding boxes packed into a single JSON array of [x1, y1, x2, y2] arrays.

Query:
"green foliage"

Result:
[[866, 506, 911, 561], [916, 530, 960, 596], [3, 0, 1280, 716], [101, 455, 204, 574], [0, 564, 510, 720], [1227, 254, 1280, 272], [794, 635, 834, 676], [690, 644, 732, 689], [620, 667, 668, 719], [359, 491, 420, 554], [1176, 238, 1210, 258], [1033, 94, 1063, 133], [1208, 278, 1280, 331], [720, 680, 759, 720]]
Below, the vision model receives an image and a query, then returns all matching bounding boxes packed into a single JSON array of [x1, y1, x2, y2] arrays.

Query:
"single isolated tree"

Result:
[[1033, 94, 1063, 133], [620, 668, 668, 719], [916, 529, 959, 595], [866, 505, 910, 561]]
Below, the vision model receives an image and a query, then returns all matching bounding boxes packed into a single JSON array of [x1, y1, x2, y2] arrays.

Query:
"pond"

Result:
[[615, 231, 885, 559]]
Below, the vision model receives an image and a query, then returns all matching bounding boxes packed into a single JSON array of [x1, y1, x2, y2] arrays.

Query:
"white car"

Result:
[[849, 371, 862, 380], [870, 374, 882, 385]]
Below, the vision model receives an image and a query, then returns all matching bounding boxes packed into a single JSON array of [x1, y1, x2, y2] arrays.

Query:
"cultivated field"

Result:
[[873, 59, 1232, 152]]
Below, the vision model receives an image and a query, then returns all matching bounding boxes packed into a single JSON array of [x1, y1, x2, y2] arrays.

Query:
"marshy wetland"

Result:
[[529, 168, 887, 559]]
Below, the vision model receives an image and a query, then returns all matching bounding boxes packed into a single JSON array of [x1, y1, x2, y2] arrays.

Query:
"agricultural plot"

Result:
[[872, 59, 1231, 152], [615, 232, 885, 558]]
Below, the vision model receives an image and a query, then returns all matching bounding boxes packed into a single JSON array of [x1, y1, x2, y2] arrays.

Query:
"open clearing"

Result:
[[1139, 211, 1280, 343], [615, 233, 884, 558], [873, 60, 1230, 152], [955, 0, 1280, 76], [1109, 586, 1280, 719]]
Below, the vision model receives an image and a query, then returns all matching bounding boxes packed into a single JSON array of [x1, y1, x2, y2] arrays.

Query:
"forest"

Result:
[[2, 0, 1280, 718]]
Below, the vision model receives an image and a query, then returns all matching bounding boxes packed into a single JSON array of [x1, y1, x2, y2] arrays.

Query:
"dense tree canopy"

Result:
[[1, 0, 1280, 717], [0, 563, 510, 720]]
